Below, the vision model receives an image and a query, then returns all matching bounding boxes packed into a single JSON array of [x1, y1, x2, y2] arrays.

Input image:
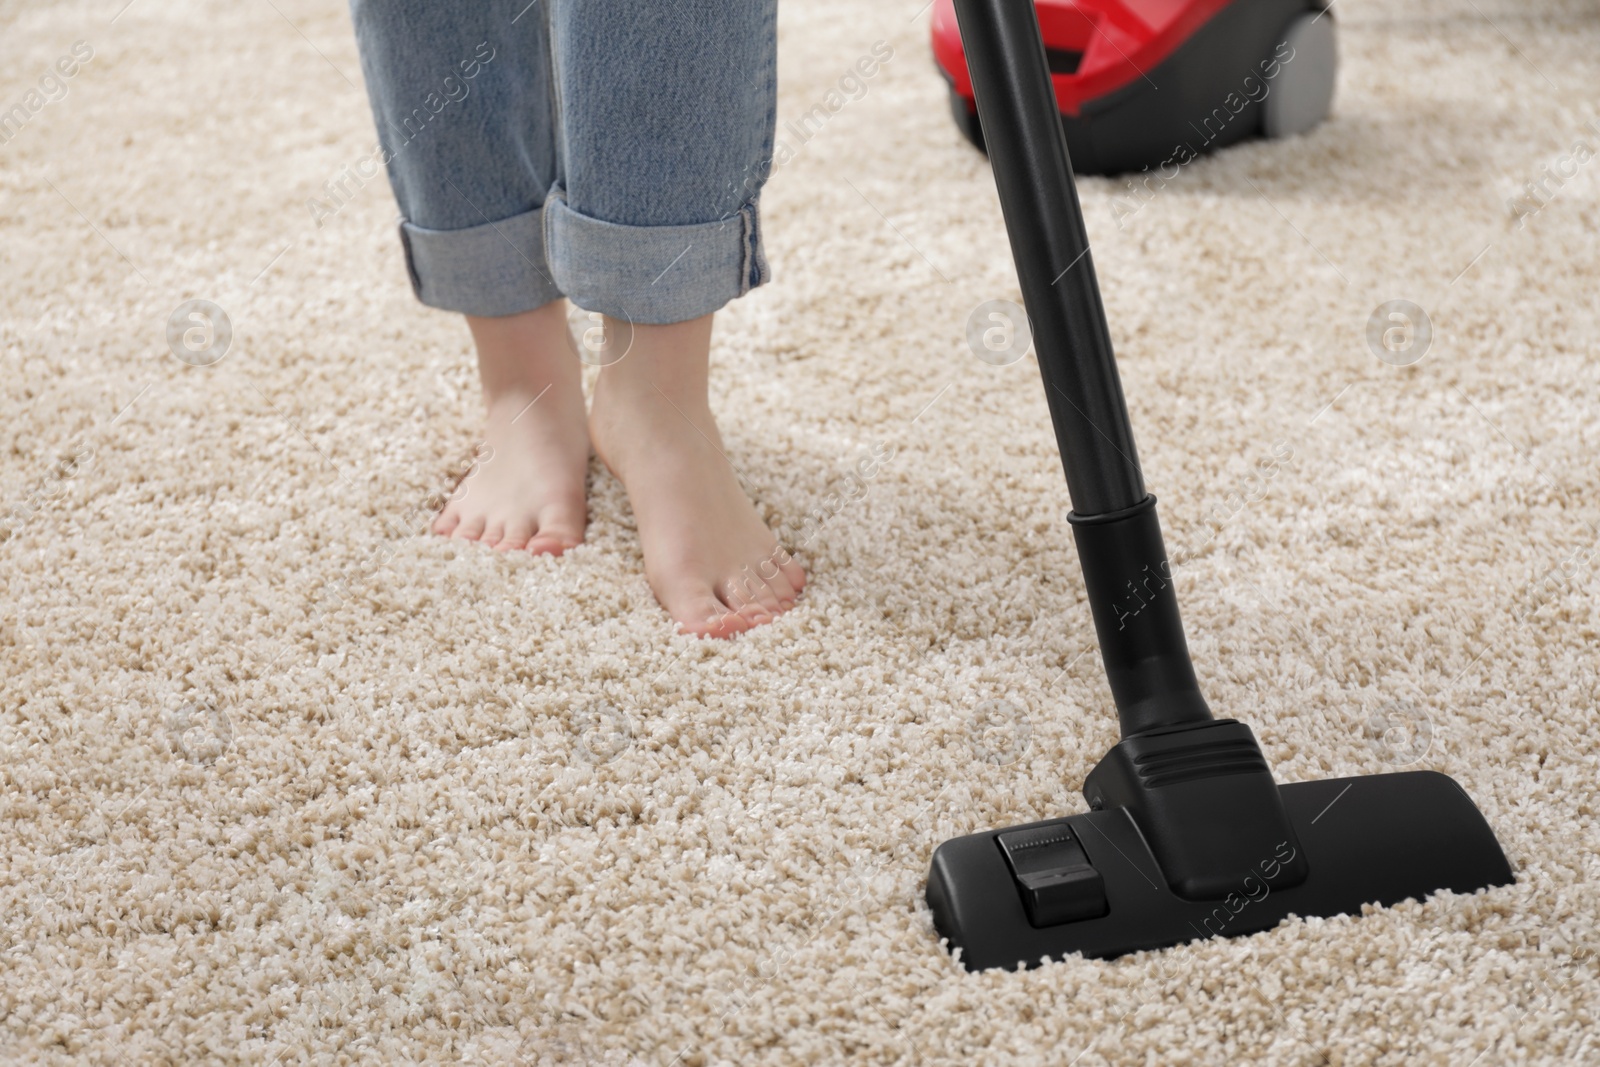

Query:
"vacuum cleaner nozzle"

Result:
[[928, 761, 1513, 971]]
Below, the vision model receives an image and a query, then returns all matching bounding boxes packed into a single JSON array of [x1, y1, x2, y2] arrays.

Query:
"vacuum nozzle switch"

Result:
[[997, 823, 1109, 926]]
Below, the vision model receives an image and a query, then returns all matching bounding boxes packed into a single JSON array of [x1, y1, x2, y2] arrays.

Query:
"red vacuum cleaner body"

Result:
[[932, 0, 1338, 173]]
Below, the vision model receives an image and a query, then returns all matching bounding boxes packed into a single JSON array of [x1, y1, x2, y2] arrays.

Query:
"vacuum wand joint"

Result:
[[1069, 496, 1211, 736]]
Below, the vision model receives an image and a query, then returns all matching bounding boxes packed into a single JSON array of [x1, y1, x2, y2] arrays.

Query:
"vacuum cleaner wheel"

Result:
[[1262, 11, 1337, 138], [948, 86, 985, 151]]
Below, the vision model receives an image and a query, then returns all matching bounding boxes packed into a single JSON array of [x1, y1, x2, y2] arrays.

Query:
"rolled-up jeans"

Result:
[[348, 0, 776, 324]]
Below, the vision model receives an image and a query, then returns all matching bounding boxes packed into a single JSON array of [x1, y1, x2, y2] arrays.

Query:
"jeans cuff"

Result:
[[543, 191, 771, 325], [398, 208, 563, 318]]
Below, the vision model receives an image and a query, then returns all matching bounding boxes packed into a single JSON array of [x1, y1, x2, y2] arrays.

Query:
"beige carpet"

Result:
[[4, 0, 1599, 1062]]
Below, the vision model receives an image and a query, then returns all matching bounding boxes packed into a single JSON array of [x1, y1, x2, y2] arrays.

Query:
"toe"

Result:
[[715, 582, 775, 632], [730, 570, 784, 620], [735, 601, 773, 629], [433, 506, 462, 537], [763, 566, 799, 610], [778, 553, 806, 596], [664, 583, 750, 638], [481, 519, 507, 549], [526, 534, 575, 557], [534, 499, 587, 549], [494, 516, 536, 552], [717, 565, 777, 621], [452, 514, 488, 542]]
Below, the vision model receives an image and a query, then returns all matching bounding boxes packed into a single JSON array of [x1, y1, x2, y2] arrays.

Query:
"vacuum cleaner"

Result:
[[931, 0, 1338, 173], [925, 0, 1514, 971]]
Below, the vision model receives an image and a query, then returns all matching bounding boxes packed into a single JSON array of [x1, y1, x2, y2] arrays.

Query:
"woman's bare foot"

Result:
[[433, 301, 590, 555], [587, 313, 804, 637]]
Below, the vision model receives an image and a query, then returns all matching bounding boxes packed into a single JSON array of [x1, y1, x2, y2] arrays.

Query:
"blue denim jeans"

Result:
[[348, 0, 777, 324]]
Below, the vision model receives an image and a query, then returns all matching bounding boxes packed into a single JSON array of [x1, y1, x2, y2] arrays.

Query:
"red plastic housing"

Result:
[[932, 0, 1235, 116]]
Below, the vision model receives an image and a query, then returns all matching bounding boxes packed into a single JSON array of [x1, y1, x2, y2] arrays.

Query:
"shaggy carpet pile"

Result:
[[2, 0, 1598, 1062]]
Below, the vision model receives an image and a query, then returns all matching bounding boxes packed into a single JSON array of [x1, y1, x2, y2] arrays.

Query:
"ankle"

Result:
[[598, 315, 713, 398], [466, 301, 580, 402], [482, 382, 559, 423], [595, 363, 704, 413]]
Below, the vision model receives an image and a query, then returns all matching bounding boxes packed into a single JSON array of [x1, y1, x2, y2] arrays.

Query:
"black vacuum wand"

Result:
[[926, 0, 1513, 970]]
